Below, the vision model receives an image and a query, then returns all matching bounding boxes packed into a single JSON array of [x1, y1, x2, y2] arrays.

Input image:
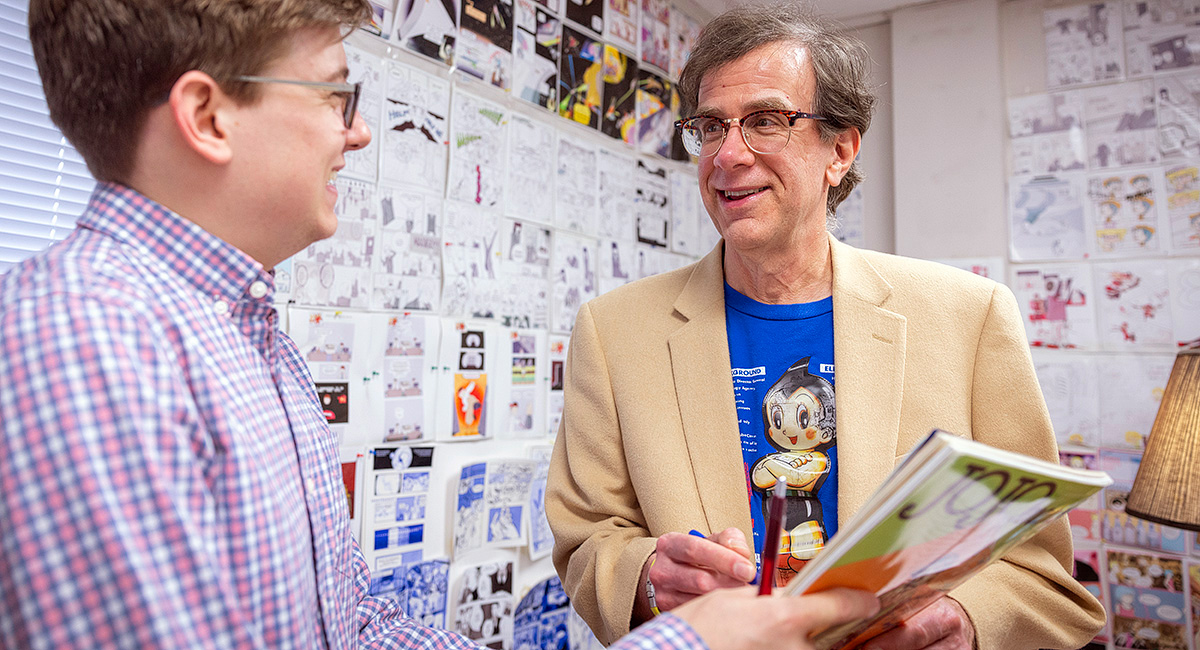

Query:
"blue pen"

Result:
[[688, 529, 707, 539]]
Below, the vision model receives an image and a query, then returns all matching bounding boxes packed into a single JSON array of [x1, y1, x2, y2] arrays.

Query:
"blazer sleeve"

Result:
[[948, 283, 1106, 649], [546, 302, 657, 645]]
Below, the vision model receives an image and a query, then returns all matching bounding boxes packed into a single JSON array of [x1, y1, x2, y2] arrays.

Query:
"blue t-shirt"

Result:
[[725, 283, 837, 584]]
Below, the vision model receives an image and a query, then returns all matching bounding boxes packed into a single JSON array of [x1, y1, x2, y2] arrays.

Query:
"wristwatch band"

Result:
[[645, 555, 662, 617]]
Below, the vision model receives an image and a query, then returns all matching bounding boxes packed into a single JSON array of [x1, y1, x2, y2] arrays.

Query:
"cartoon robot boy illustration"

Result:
[[750, 357, 836, 583]]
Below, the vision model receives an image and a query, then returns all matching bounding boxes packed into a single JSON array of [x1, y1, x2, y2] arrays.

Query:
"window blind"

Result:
[[0, 0, 95, 273]]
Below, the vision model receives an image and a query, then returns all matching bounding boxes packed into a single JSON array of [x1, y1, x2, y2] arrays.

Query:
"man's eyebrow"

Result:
[[323, 67, 351, 83], [692, 97, 794, 117]]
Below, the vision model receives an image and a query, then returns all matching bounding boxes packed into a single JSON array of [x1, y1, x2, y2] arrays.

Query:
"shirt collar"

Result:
[[78, 182, 275, 304]]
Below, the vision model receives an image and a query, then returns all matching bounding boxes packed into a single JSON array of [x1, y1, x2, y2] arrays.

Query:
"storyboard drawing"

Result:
[[526, 448, 555, 560], [1168, 257, 1200, 347], [394, 0, 459, 65], [636, 68, 674, 157], [442, 200, 502, 320], [294, 178, 375, 308], [363, 446, 435, 578], [1095, 260, 1174, 348], [454, 561, 515, 649], [639, 0, 670, 72], [343, 44, 385, 183], [670, 168, 701, 255], [382, 315, 436, 442], [1081, 80, 1159, 169], [499, 218, 551, 329], [506, 332, 545, 436], [448, 91, 508, 209], [604, 0, 638, 52], [565, 0, 603, 35], [398, 559, 450, 628], [600, 44, 638, 144], [447, 324, 491, 441], [381, 62, 450, 191], [371, 187, 442, 312], [1123, 0, 1200, 79], [289, 309, 360, 445], [1156, 71, 1200, 159], [1033, 353, 1100, 448], [634, 159, 670, 247], [513, 0, 560, 110], [1012, 263, 1099, 349], [454, 463, 487, 557], [636, 243, 682, 279], [457, 0, 514, 90], [596, 148, 637, 240], [669, 8, 700, 79], [1008, 174, 1088, 261], [546, 335, 568, 435], [551, 232, 598, 333], [598, 238, 635, 294], [504, 113, 557, 225], [1098, 355, 1175, 450], [1044, 2, 1125, 89], [555, 134, 599, 234], [558, 26, 603, 129], [1007, 93, 1087, 175], [483, 459, 535, 547], [1164, 161, 1200, 251], [1085, 168, 1167, 256]]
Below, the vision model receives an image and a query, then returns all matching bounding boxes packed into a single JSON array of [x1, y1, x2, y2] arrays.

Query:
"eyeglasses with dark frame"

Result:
[[236, 75, 363, 129], [674, 109, 827, 157]]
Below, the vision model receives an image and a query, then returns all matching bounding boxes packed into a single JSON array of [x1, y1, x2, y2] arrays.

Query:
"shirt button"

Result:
[[249, 281, 269, 299], [213, 300, 230, 316]]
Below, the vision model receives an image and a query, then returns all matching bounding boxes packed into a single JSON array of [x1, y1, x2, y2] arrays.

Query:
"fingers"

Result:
[[710, 526, 755, 562], [861, 597, 974, 650], [675, 586, 880, 650], [779, 588, 881, 635], [656, 531, 757, 585]]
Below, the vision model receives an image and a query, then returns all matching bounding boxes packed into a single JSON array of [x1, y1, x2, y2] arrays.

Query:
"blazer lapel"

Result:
[[829, 236, 908, 523], [668, 245, 754, 538]]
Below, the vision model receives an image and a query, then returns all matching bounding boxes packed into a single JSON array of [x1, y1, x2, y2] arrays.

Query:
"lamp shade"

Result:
[[1125, 348, 1200, 532]]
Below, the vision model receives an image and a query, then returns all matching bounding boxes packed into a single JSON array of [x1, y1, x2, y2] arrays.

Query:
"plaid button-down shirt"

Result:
[[0, 183, 705, 650]]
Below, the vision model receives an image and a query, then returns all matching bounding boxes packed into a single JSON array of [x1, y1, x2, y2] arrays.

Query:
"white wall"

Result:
[[850, 19, 897, 254], [890, 0, 1009, 260]]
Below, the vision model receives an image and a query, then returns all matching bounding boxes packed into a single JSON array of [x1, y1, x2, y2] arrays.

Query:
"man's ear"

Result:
[[825, 127, 862, 187], [168, 70, 235, 165]]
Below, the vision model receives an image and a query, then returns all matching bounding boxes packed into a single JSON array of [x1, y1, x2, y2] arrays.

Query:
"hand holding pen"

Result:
[[636, 525, 757, 623]]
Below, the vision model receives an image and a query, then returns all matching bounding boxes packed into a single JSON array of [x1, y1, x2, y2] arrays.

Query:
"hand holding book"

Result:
[[782, 430, 1111, 650]]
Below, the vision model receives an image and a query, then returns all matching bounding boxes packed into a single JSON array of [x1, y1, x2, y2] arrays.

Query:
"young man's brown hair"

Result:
[[28, 0, 372, 183]]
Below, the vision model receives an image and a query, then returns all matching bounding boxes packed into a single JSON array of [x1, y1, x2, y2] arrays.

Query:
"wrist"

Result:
[[645, 554, 662, 617], [632, 552, 658, 626]]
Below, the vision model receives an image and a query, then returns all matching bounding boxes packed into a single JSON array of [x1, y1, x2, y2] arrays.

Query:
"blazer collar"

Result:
[[668, 242, 755, 538], [829, 235, 908, 522]]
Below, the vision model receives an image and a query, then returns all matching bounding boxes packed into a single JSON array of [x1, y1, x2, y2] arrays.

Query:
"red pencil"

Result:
[[758, 477, 787, 596]]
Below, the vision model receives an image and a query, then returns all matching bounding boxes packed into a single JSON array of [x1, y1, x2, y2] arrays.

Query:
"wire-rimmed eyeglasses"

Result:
[[674, 109, 826, 157], [236, 75, 363, 129]]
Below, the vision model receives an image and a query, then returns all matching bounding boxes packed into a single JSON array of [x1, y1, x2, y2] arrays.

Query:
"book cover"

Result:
[[783, 429, 1112, 650]]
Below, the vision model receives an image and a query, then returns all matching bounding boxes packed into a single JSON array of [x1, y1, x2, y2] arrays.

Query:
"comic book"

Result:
[[782, 429, 1112, 650]]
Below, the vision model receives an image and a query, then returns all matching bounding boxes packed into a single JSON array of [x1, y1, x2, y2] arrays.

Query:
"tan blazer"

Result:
[[547, 236, 1105, 648]]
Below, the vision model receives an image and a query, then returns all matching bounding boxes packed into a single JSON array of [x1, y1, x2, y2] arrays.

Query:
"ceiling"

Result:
[[684, 0, 940, 25]]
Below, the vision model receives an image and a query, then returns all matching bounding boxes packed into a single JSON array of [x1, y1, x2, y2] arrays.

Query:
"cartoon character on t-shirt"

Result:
[[750, 357, 836, 583]]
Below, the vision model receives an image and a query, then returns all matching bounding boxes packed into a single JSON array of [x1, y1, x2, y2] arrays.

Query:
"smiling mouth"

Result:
[[721, 187, 767, 201]]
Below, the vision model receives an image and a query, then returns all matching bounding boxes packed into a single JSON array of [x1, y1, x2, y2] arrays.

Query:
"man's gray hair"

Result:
[[678, 3, 876, 219]]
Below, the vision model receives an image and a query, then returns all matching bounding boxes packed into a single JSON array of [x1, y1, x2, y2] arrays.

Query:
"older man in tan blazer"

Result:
[[547, 4, 1106, 650]]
